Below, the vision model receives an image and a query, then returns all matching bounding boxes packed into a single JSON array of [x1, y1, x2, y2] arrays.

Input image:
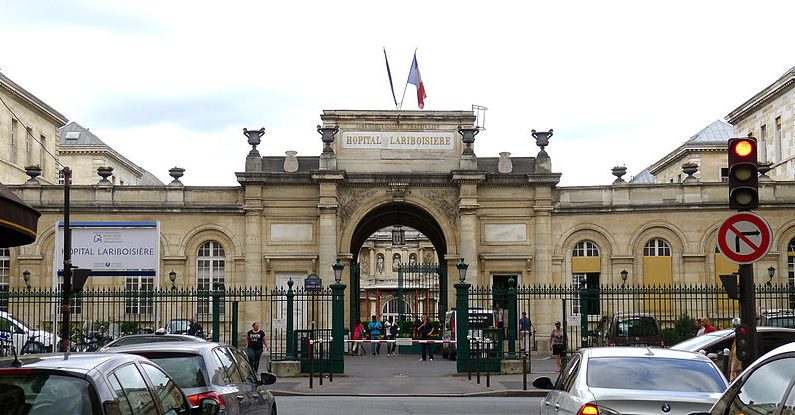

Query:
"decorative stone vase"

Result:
[[758, 162, 773, 181], [317, 125, 339, 154], [169, 167, 185, 186], [283, 151, 298, 172], [97, 167, 113, 184], [497, 152, 513, 173], [243, 127, 265, 157], [681, 163, 698, 182], [531, 129, 553, 150], [612, 166, 627, 183], [457, 126, 479, 156], [24, 167, 42, 185]]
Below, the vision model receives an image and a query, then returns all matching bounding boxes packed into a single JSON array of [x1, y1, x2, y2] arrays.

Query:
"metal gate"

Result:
[[397, 262, 447, 322]]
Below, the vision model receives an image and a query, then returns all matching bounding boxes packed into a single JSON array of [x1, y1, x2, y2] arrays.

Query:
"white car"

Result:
[[534, 347, 728, 415], [0, 311, 53, 355]]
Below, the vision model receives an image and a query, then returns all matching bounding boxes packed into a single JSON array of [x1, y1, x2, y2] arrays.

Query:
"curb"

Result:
[[270, 389, 547, 398]]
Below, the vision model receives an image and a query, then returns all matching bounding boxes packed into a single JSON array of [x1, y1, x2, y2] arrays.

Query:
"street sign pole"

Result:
[[738, 264, 758, 369]]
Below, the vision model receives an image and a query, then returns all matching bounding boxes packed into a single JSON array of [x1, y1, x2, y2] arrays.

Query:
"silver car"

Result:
[[534, 347, 728, 415]]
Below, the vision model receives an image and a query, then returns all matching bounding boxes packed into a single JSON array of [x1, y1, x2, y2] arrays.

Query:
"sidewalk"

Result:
[[269, 352, 559, 397]]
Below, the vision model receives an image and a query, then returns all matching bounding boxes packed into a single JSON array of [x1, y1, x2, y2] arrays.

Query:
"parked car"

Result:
[[167, 319, 191, 334], [533, 346, 728, 415], [101, 333, 207, 351], [0, 352, 192, 414], [758, 309, 795, 328], [110, 341, 277, 414], [670, 326, 795, 379], [442, 307, 495, 360], [594, 312, 665, 347], [687, 341, 795, 415], [0, 310, 53, 355]]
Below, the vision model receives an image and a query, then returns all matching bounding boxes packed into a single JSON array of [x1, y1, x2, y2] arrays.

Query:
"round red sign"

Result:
[[717, 212, 772, 264]]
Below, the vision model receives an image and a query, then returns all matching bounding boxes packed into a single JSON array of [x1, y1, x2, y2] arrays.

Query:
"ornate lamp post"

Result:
[[333, 259, 344, 284], [22, 270, 30, 290], [330, 258, 346, 373], [620, 269, 628, 287], [457, 258, 469, 283], [455, 258, 471, 373], [169, 270, 177, 290]]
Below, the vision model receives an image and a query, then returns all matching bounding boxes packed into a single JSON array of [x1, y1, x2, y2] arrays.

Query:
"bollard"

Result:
[[329, 337, 333, 382], [485, 338, 491, 389], [309, 338, 314, 389], [476, 337, 481, 384], [467, 336, 472, 381], [523, 351, 527, 390], [319, 340, 324, 386]]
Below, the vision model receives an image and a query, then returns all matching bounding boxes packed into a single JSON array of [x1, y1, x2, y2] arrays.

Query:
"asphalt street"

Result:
[[277, 396, 543, 414]]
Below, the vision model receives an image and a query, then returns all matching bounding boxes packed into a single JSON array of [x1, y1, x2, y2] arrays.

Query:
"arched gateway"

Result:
[[237, 109, 559, 329]]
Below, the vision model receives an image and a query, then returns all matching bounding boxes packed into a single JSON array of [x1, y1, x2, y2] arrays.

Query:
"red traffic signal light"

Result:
[[727, 137, 758, 210], [735, 324, 753, 362]]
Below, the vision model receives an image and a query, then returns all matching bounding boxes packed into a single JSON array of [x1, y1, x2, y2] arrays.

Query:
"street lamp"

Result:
[[456, 258, 469, 283], [169, 270, 177, 289], [620, 269, 628, 287], [767, 266, 776, 286], [22, 270, 30, 290], [332, 259, 344, 283]]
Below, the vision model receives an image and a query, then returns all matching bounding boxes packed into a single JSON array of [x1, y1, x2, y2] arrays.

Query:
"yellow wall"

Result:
[[643, 256, 672, 285], [714, 253, 739, 284], [572, 257, 600, 273]]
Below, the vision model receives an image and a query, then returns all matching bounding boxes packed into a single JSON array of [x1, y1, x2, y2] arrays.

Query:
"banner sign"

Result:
[[341, 132, 454, 150], [55, 222, 159, 276]]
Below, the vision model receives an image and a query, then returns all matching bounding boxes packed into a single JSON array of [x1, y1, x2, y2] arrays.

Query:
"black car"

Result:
[[101, 333, 207, 351], [670, 326, 795, 378], [0, 352, 192, 414], [110, 341, 277, 415]]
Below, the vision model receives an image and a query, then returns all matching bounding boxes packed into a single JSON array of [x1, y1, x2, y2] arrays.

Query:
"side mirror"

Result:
[[260, 372, 277, 385], [723, 348, 731, 356], [199, 398, 220, 415], [532, 376, 554, 390]]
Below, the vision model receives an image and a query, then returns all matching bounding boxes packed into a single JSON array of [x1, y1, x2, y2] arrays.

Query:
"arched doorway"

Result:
[[348, 202, 448, 328]]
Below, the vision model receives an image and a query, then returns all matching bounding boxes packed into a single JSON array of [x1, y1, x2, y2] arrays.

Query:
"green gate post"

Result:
[[455, 280, 471, 373], [212, 282, 222, 342], [331, 281, 346, 374], [349, 264, 359, 330], [507, 277, 517, 359], [286, 279, 295, 360], [231, 301, 239, 348], [579, 278, 588, 349]]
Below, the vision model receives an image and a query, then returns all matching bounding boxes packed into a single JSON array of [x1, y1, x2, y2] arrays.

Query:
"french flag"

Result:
[[407, 53, 427, 109]]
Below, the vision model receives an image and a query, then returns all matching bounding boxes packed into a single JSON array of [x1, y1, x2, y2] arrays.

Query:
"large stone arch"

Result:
[[555, 224, 618, 285], [629, 222, 687, 284], [180, 224, 241, 286]]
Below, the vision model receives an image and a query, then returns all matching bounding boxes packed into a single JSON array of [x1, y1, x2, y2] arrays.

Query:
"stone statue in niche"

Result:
[[409, 254, 417, 266], [360, 254, 369, 275], [423, 250, 434, 264], [392, 254, 401, 272], [376, 254, 385, 274]]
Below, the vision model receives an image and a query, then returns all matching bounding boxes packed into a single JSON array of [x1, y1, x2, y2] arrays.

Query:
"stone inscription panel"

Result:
[[484, 223, 527, 242], [342, 132, 454, 150], [270, 223, 313, 242]]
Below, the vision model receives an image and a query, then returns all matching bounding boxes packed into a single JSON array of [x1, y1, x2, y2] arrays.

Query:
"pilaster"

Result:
[[452, 171, 485, 283]]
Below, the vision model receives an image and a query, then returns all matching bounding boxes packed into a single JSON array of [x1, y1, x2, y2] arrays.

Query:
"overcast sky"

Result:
[[1, 1, 793, 186]]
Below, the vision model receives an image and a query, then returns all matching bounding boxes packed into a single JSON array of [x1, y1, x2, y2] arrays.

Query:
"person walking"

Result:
[[702, 317, 717, 334], [695, 318, 705, 336], [550, 321, 565, 371], [386, 316, 399, 357], [367, 315, 382, 356], [519, 312, 535, 352], [494, 303, 505, 331], [246, 322, 268, 372], [187, 317, 204, 338], [417, 314, 435, 362], [351, 320, 366, 356], [383, 316, 394, 357]]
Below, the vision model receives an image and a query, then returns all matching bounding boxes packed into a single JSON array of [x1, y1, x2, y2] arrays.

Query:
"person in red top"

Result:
[[350, 320, 365, 356], [701, 317, 717, 334]]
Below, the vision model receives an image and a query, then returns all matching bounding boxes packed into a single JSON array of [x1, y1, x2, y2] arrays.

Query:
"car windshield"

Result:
[[587, 357, 726, 393], [143, 353, 208, 388], [615, 317, 658, 337], [167, 320, 189, 332], [670, 331, 729, 351], [0, 372, 97, 415]]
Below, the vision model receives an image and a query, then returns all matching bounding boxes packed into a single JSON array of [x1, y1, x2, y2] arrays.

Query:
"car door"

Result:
[[106, 362, 160, 415], [140, 362, 190, 415], [554, 354, 585, 415], [213, 346, 252, 414], [712, 354, 795, 415], [543, 354, 581, 415], [232, 348, 272, 414]]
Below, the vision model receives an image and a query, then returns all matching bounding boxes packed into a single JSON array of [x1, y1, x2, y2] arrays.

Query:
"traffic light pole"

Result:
[[61, 167, 72, 354], [738, 263, 758, 369]]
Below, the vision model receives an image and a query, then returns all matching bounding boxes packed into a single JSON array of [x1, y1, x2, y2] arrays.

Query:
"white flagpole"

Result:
[[398, 48, 417, 110]]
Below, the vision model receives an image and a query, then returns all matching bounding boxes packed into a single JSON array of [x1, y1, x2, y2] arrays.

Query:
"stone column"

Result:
[[313, 172, 344, 327], [533, 185, 555, 329], [243, 185, 264, 331], [453, 172, 485, 283]]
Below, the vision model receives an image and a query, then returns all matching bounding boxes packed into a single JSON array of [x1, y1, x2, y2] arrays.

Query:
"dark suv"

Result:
[[111, 341, 277, 415], [596, 312, 664, 347]]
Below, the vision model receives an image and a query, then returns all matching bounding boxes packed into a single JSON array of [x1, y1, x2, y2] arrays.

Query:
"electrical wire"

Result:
[[0, 94, 65, 169]]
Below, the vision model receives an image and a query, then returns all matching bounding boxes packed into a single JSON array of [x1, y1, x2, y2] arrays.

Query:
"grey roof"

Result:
[[684, 120, 735, 145], [59, 122, 165, 186], [629, 168, 655, 184]]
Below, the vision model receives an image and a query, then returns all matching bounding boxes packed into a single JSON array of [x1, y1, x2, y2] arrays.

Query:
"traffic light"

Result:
[[71, 267, 91, 294], [719, 273, 739, 299], [735, 324, 753, 362], [727, 137, 758, 210]]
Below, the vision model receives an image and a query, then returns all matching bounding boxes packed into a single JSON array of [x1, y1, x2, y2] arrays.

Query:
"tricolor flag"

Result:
[[407, 53, 427, 109]]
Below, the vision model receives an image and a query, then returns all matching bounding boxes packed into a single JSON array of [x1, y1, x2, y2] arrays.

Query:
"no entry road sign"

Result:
[[717, 212, 772, 264]]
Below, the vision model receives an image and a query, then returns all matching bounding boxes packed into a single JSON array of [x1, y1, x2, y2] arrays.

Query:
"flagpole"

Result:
[[398, 48, 417, 110]]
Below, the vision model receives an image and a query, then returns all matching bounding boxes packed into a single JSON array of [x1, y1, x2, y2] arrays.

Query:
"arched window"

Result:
[[644, 239, 671, 256], [572, 240, 599, 257], [0, 248, 9, 311], [382, 298, 412, 320], [197, 241, 226, 315]]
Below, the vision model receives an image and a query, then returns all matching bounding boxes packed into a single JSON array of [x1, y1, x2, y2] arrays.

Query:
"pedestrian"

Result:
[[550, 321, 565, 371], [417, 314, 434, 362], [728, 317, 743, 381], [494, 303, 505, 331], [387, 316, 399, 357], [246, 322, 268, 372], [695, 318, 705, 336], [519, 312, 535, 352], [367, 315, 382, 356], [187, 316, 204, 338], [383, 316, 394, 357], [702, 317, 717, 334], [351, 320, 365, 356]]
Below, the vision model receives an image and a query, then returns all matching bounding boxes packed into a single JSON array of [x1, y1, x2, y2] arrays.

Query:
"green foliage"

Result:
[[120, 321, 139, 335], [663, 313, 697, 346]]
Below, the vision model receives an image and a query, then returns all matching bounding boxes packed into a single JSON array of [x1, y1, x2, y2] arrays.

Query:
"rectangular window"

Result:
[[571, 274, 600, 316], [720, 167, 729, 182], [10, 119, 17, 164], [760, 124, 767, 162], [57, 170, 65, 185], [25, 127, 32, 166], [0, 248, 9, 312], [776, 116, 783, 162], [125, 276, 154, 315], [39, 134, 46, 173]]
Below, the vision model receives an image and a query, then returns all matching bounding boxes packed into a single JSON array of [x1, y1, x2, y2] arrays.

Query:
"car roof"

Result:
[[2, 352, 146, 373], [109, 341, 225, 354], [114, 334, 203, 340], [583, 346, 713, 361]]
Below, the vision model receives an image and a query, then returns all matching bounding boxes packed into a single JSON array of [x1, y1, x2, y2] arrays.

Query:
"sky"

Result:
[[1, 1, 793, 186]]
